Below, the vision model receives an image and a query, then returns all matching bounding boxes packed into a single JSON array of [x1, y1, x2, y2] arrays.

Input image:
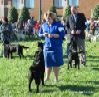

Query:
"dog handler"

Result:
[[65, 6, 86, 65], [39, 11, 65, 82]]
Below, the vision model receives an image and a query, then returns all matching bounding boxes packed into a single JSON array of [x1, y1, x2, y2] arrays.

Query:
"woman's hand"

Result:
[[43, 33, 48, 37], [76, 30, 81, 34], [52, 34, 59, 38], [48, 34, 59, 38], [43, 33, 59, 38], [48, 34, 53, 38], [71, 30, 75, 34]]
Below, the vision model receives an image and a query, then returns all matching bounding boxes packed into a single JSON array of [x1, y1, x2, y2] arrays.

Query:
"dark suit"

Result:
[[65, 13, 86, 65], [66, 13, 86, 39]]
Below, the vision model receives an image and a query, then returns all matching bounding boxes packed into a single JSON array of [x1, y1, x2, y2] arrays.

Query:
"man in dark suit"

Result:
[[65, 6, 86, 65]]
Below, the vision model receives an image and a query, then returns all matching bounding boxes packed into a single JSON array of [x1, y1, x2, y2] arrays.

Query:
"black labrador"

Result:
[[68, 37, 80, 69], [3, 44, 29, 59], [28, 42, 45, 93]]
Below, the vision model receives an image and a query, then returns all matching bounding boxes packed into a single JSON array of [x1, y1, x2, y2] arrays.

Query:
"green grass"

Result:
[[0, 39, 99, 97]]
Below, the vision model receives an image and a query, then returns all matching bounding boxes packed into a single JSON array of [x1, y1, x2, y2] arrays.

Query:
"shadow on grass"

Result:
[[87, 60, 99, 62], [78, 81, 99, 86], [40, 84, 97, 94], [58, 85, 95, 95], [42, 89, 56, 93], [88, 55, 99, 59], [42, 85, 57, 93], [89, 64, 99, 68], [28, 85, 57, 93], [0, 56, 3, 58], [44, 84, 57, 87], [3, 55, 33, 60], [92, 67, 99, 71]]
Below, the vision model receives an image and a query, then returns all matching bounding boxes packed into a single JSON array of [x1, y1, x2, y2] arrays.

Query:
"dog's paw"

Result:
[[42, 83, 45, 86], [29, 89, 32, 93], [67, 67, 69, 69], [36, 90, 39, 93]]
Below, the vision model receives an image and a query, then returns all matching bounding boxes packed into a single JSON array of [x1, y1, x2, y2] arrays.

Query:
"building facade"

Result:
[[78, 0, 99, 18], [0, 0, 99, 20]]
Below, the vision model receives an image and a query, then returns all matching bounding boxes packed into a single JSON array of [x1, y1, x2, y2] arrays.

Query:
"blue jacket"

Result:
[[39, 21, 65, 48]]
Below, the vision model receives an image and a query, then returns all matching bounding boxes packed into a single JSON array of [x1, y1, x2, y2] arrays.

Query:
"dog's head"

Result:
[[37, 42, 43, 50], [69, 42, 77, 53]]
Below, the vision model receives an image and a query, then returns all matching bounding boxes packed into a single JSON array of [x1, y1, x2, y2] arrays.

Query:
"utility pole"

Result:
[[67, 0, 69, 6], [39, 0, 42, 22], [0, 0, 8, 18]]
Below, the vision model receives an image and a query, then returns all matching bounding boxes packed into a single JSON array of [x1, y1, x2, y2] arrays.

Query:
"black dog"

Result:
[[68, 37, 80, 69], [28, 42, 45, 93], [4, 44, 29, 59]]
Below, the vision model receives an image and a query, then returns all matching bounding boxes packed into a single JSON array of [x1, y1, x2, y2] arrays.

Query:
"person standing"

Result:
[[65, 6, 86, 65], [0, 17, 12, 57], [39, 11, 65, 82], [1, 17, 12, 44]]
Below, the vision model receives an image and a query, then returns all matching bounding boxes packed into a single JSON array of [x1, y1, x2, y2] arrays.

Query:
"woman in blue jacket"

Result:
[[39, 11, 65, 82]]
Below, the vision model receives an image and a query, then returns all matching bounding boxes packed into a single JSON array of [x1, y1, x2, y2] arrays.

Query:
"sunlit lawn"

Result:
[[0, 38, 99, 97]]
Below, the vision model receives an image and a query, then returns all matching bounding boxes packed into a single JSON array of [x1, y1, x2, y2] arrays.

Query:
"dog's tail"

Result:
[[22, 46, 29, 49]]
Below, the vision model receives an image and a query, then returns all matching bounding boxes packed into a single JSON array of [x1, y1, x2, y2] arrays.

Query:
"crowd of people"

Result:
[[86, 17, 99, 35], [0, 16, 41, 42], [85, 17, 99, 42]]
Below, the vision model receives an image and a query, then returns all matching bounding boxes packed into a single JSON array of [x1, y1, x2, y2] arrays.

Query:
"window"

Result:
[[69, 0, 79, 6], [54, 0, 64, 8], [24, 0, 34, 8], [0, 0, 3, 5], [12, 0, 21, 9]]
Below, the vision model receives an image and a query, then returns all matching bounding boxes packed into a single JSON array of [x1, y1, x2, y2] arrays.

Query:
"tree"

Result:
[[19, 7, 30, 22], [63, 6, 71, 17], [92, 4, 99, 20], [49, 6, 57, 13], [8, 7, 18, 23]]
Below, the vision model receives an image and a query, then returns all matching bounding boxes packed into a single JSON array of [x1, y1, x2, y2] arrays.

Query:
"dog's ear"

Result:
[[37, 42, 43, 47], [37, 42, 40, 47], [34, 51, 39, 57]]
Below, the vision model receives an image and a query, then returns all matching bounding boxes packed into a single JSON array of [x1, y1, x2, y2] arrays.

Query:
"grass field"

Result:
[[0, 39, 99, 97]]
